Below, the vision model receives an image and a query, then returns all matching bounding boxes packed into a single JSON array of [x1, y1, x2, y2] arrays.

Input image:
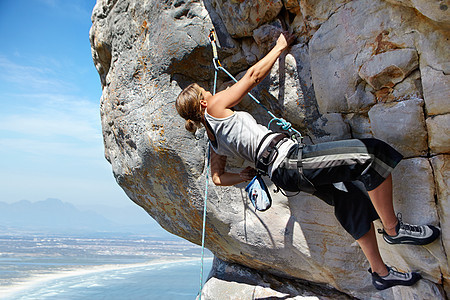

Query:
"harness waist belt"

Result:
[[255, 133, 288, 174]]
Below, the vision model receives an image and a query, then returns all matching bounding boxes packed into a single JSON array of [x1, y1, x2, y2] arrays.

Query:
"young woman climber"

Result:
[[175, 31, 440, 290]]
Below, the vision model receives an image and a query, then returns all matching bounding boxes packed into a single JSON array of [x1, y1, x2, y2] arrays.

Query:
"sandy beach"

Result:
[[0, 257, 210, 299]]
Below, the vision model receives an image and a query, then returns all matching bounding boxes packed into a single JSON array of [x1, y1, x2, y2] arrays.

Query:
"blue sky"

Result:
[[0, 0, 134, 209]]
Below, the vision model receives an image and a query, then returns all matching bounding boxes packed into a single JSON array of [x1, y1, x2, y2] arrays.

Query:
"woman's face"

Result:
[[200, 87, 212, 100]]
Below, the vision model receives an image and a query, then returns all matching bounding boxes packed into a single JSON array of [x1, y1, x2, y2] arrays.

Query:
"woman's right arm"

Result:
[[210, 149, 255, 186], [207, 32, 294, 118]]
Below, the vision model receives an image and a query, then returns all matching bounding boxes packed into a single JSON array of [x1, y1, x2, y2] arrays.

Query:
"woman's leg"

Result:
[[359, 223, 422, 290], [310, 180, 423, 290], [369, 174, 441, 244], [367, 174, 398, 236], [301, 139, 402, 235], [315, 182, 421, 290], [357, 223, 388, 276]]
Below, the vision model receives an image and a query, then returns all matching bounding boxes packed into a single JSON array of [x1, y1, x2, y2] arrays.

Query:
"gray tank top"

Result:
[[205, 110, 269, 162], [204, 110, 295, 176]]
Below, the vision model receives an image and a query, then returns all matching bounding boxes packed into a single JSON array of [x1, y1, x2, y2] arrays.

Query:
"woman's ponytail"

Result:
[[185, 119, 200, 133]]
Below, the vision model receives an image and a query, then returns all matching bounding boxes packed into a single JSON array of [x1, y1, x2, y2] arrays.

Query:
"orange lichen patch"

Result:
[[158, 127, 165, 137], [94, 39, 112, 73], [119, 172, 151, 201], [368, 66, 404, 90], [370, 31, 404, 55], [147, 138, 192, 193], [374, 87, 394, 102], [133, 70, 142, 81], [140, 20, 148, 36]]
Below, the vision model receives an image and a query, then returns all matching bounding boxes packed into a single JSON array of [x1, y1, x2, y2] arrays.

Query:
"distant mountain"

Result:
[[0, 198, 112, 228], [77, 203, 158, 226], [0, 198, 174, 238]]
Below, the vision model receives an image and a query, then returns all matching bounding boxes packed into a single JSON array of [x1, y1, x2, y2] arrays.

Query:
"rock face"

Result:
[[90, 0, 449, 299]]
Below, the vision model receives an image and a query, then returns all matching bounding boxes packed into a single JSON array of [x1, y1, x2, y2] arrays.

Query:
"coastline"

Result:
[[0, 257, 213, 299]]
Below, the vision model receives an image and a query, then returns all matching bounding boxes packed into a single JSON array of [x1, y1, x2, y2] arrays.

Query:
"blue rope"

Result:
[[212, 59, 302, 140], [267, 117, 301, 137], [198, 59, 219, 300], [198, 145, 210, 300]]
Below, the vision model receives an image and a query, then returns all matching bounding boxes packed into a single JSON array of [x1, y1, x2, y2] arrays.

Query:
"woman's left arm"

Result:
[[210, 149, 256, 186], [207, 32, 295, 118]]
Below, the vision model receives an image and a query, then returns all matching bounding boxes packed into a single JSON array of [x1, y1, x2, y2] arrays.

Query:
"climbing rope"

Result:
[[198, 144, 210, 300], [198, 42, 220, 298]]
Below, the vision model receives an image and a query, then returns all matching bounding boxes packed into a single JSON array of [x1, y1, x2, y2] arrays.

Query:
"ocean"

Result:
[[0, 232, 213, 300]]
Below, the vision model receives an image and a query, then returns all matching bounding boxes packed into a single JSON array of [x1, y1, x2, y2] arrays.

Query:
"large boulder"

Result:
[[90, 0, 449, 298]]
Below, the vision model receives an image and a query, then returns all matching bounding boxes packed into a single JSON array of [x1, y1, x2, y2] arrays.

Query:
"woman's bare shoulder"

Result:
[[207, 93, 234, 118]]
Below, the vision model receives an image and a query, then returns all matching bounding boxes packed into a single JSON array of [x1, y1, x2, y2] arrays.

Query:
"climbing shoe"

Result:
[[379, 213, 440, 245], [369, 266, 422, 290]]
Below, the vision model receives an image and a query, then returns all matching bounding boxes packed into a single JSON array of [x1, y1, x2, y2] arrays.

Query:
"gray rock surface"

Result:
[[90, 0, 449, 298], [385, 0, 450, 24], [198, 257, 353, 300], [432, 155, 450, 283], [368, 98, 428, 157], [209, 0, 283, 38], [427, 114, 450, 154]]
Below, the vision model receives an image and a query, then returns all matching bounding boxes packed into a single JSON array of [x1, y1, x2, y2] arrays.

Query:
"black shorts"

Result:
[[271, 138, 403, 240]]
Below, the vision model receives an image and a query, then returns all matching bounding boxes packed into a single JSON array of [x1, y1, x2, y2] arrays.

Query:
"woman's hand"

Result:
[[239, 166, 257, 181], [275, 31, 296, 51]]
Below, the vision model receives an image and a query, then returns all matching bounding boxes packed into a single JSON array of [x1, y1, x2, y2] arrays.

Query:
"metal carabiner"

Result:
[[208, 28, 216, 43], [208, 28, 221, 67]]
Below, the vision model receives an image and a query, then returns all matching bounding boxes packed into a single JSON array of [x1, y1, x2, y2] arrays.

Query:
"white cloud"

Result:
[[0, 137, 102, 160], [37, 0, 92, 20], [0, 0, 118, 206], [0, 93, 101, 142], [0, 55, 75, 92], [0, 50, 104, 166]]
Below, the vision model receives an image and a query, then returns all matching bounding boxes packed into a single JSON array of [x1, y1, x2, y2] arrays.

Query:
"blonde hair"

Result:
[[175, 83, 205, 133]]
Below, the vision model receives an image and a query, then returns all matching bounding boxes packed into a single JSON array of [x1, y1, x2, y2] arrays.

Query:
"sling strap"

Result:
[[255, 132, 288, 175], [282, 143, 316, 194]]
